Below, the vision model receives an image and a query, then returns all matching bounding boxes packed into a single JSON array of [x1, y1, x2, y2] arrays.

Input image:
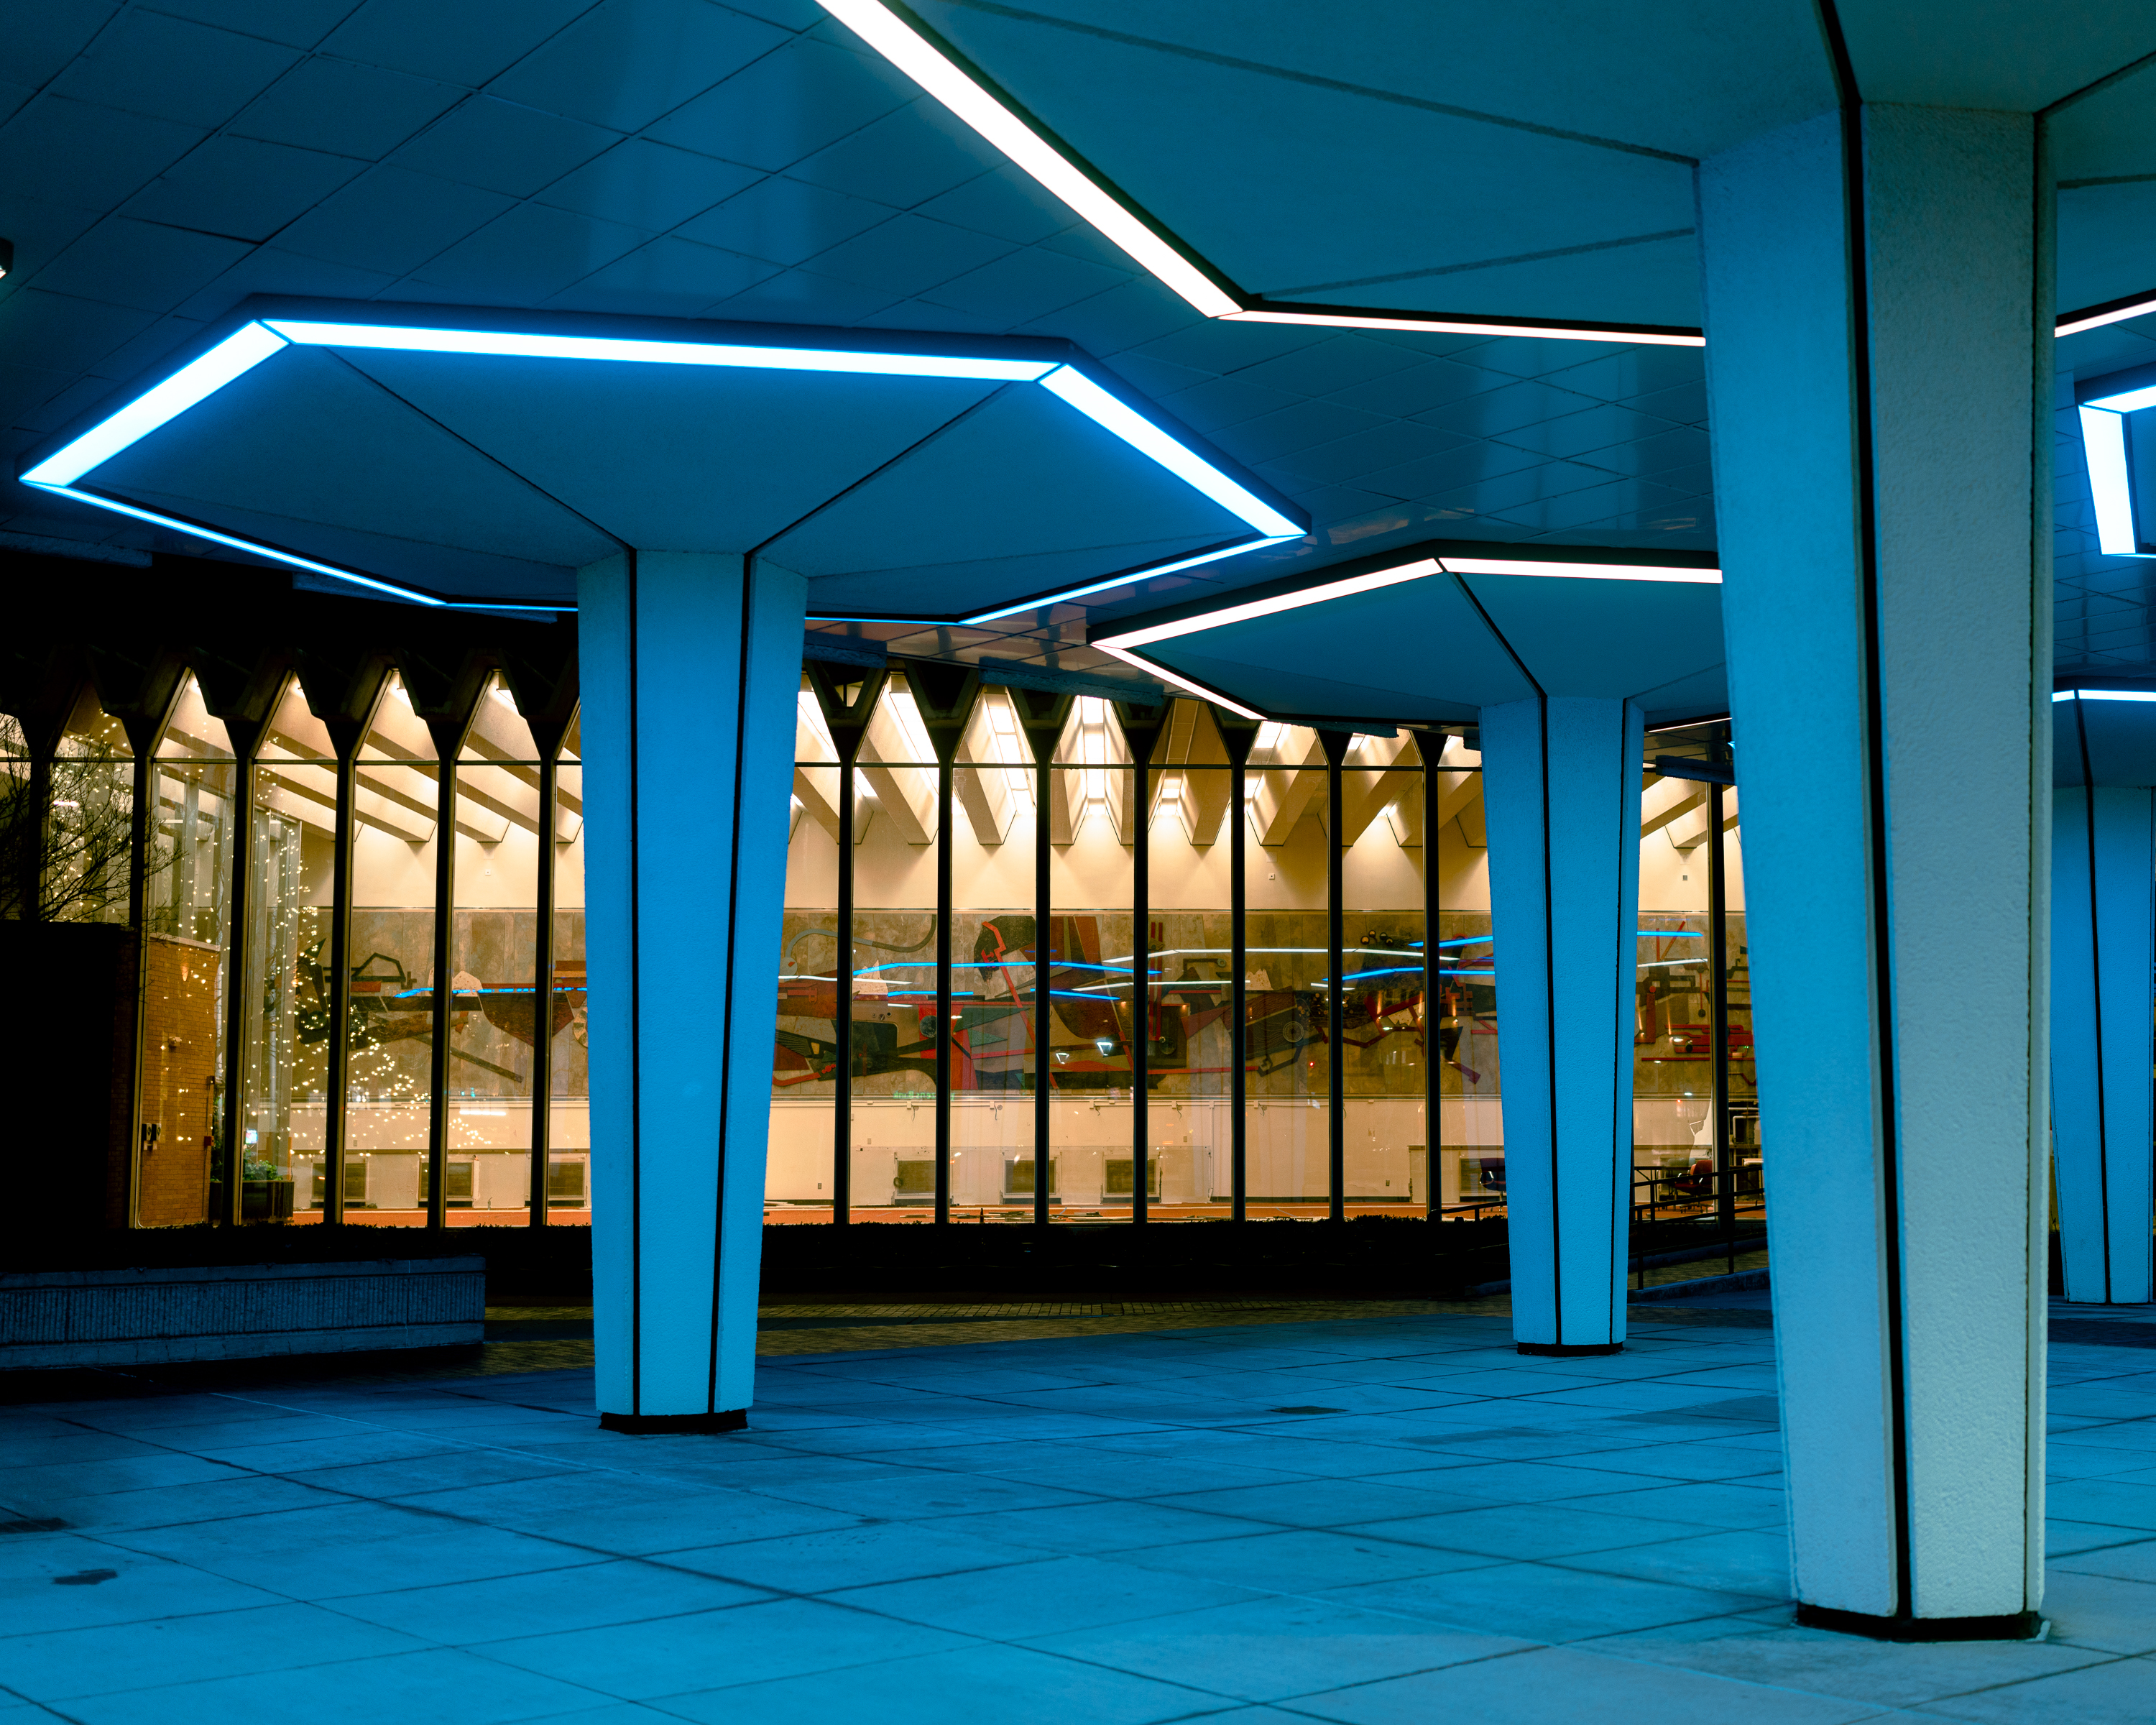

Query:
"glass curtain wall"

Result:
[[137, 676, 238, 1226], [770, 678, 842, 1219], [847, 673, 941, 1214], [1633, 749, 1752, 1225], [1148, 701, 1234, 1215], [444, 673, 543, 1220], [1340, 736, 1427, 1211], [344, 672, 438, 1222], [1047, 697, 1136, 1216], [1245, 721, 1332, 1214], [548, 714, 589, 1217], [49, 686, 135, 925], [951, 686, 1037, 1215], [241, 678, 336, 1223], [1428, 735, 1498, 1212]]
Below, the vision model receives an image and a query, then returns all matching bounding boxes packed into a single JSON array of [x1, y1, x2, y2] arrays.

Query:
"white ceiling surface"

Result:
[[3, 1, 2156, 707]]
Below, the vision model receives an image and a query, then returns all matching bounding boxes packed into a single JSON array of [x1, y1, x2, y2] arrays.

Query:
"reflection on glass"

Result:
[[344, 672, 438, 1223], [442, 673, 543, 1220], [548, 714, 589, 1216], [1245, 721, 1330, 1212], [1341, 751, 1427, 1210], [138, 676, 236, 1225], [240, 678, 334, 1223], [48, 685, 135, 925], [770, 680, 840, 1219]]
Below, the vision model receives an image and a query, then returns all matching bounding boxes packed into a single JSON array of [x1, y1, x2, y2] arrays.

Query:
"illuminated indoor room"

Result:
[[1, 1, 2154, 1718]]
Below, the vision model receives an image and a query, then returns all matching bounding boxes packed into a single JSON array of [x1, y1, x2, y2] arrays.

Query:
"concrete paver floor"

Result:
[[2, 1299, 2153, 1723]]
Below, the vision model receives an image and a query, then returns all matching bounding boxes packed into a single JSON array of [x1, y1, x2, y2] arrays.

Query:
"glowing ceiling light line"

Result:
[[1225, 308, 1705, 349], [21, 483, 447, 606], [962, 534, 1302, 625], [816, 0, 1239, 318], [2063, 689, 2156, 702], [2053, 690, 2076, 702], [2078, 405, 2142, 556], [1097, 558, 1442, 652], [2058, 294, 2156, 339], [816, 1, 1705, 349], [1038, 367, 1302, 537], [1095, 641, 1266, 721], [2085, 380, 2156, 415], [1441, 556, 1722, 584], [22, 323, 290, 487], [262, 318, 1056, 381]]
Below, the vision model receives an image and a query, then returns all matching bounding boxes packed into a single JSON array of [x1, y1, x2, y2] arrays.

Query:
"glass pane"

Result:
[[138, 676, 236, 1226], [1245, 722, 1330, 1215], [0, 714, 28, 921], [1048, 701, 1135, 1218], [1342, 751, 1426, 1214], [447, 673, 540, 1221], [241, 678, 336, 1223], [953, 687, 1036, 1218], [850, 740, 939, 1214], [771, 758, 840, 1222], [549, 716, 589, 1219], [347, 672, 439, 1224], [49, 684, 134, 925], [1148, 742, 1233, 1216], [1427, 737, 1496, 1214]]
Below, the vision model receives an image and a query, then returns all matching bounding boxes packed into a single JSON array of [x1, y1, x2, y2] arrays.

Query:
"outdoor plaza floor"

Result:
[[4, 1293, 2155, 1724]]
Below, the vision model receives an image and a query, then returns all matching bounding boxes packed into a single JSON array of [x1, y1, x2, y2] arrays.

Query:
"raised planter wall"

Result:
[[0, 1257, 484, 1368]]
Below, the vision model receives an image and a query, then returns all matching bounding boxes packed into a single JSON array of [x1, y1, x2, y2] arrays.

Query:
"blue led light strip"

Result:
[[23, 313, 1303, 617]]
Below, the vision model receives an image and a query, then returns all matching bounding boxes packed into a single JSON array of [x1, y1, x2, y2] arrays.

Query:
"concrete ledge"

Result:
[[1, 1257, 484, 1368], [1631, 1266, 1772, 1302]]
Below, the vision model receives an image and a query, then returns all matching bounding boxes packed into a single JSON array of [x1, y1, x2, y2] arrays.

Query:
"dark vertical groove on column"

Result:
[[2074, 698, 2110, 1299], [835, 754, 854, 1225], [325, 747, 356, 1227], [1710, 776, 1733, 1247], [1538, 699, 1562, 1341], [1424, 753, 1439, 1220], [627, 551, 643, 1417], [1035, 755, 1052, 1225], [218, 731, 255, 1227], [936, 758, 953, 1225], [1817, 0, 1912, 1616], [709, 558, 757, 1413], [530, 750, 556, 1227], [1328, 743, 1345, 1223], [427, 740, 456, 1233], [1036, 753, 1051, 1225], [1133, 758, 1150, 1223], [1231, 748, 1248, 1222]]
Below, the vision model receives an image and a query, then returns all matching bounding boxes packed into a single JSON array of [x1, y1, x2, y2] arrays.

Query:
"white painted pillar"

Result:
[[1699, 106, 2047, 1635], [580, 551, 806, 1430], [2051, 783, 2155, 1305], [1480, 694, 1644, 1356]]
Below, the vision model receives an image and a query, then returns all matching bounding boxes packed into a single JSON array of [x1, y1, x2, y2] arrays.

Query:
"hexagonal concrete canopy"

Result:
[[19, 298, 1304, 616], [1092, 540, 1725, 727]]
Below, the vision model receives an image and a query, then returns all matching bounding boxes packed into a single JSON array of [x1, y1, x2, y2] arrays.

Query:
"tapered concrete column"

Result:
[[1700, 106, 2047, 1634], [2051, 785, 2155, 1305], [1481, 695, 1644, 1356], [580, 551, 806, 1431]]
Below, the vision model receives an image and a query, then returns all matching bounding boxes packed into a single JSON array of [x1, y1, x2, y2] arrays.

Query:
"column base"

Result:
[[1795, 1604, 2045, 1642], [599, 1409, 748, 1435], [1516, 1342, 1623, 1357]]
